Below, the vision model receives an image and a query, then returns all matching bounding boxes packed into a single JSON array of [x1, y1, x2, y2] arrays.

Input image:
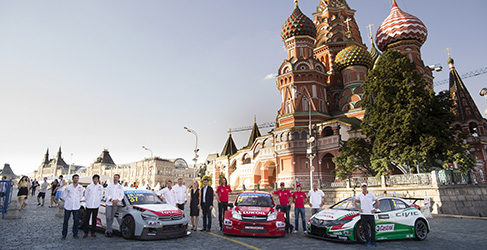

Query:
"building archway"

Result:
[[319, 153, 336, 183]]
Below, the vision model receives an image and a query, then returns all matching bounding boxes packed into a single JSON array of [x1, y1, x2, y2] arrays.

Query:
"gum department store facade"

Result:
[[207, 0, 487, 190]]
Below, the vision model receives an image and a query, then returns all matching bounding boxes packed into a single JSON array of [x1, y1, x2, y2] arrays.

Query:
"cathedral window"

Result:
[[469, 122, 479, 137], [312, 85, 317, 97], [303, 101, 309, 111]]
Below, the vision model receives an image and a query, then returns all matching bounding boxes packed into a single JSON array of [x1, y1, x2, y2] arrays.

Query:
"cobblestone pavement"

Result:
[[1, 196, 487, 250]]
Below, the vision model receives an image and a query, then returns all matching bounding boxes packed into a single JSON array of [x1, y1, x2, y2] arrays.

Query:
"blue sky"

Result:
[[1, 0, 486, 175]]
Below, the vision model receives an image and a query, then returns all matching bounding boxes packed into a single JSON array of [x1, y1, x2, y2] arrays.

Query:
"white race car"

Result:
[[80, 189, 191, 240], [306, 197, 430, 242]]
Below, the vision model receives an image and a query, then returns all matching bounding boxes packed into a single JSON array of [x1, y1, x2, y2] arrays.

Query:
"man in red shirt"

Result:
[[216, 177, 232, 231], [291, 184, 307, 233], [273, 182, 292, 233]]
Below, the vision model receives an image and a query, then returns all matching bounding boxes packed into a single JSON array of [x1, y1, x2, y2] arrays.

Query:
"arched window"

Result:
[[323, 126, 334, 137], [469, 122, 479, 137], [303, 100, 309, 111]]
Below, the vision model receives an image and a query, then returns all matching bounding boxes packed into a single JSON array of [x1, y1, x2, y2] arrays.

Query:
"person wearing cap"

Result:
[[273, 182, 292, 233], [291, 183, 307, 233], [353, 183, 379, 247]]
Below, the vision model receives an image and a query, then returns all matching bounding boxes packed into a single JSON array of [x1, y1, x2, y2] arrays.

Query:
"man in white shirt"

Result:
[[353, 183, 380, 247], [307, 183, 325, 215], [61, 174, 84, 239], [37, 177, 49, 206], [157, 180, 176, 207], [173, 178, 187, 210], [105, 174, 124, 237], [82, 175, 104, 238]]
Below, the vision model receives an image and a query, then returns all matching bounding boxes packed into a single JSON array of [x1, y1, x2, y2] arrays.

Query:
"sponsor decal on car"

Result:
[[395, 211, 419, 217], [245, 226, 264, 230], [376, 224, 394, 232]]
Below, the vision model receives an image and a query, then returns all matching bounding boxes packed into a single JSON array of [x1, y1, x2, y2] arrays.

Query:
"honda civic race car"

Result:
[[80, 189, 190, 240], [223, 191, 286, 237], [306, 197, 429, 242]]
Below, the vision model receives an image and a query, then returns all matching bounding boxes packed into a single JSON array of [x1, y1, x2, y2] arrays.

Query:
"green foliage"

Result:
[[357, 50, 475, 175], [333, 138, 375, 180], [200, 175, 212, 187]]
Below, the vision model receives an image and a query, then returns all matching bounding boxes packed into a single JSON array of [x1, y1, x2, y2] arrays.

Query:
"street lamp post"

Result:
[[292, 86, 316, 189], [184, 127, 200, 179], [142, 146, 153, 159]]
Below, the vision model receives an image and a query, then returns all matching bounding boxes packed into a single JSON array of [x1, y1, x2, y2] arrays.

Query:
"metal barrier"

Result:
[[1, 180, 14, 219]]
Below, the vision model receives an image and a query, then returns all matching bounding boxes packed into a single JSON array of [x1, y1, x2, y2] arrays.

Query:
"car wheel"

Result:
[[353, 220, 367, 243], [414, 220, 428, 241], [120, 215, 135, 239], [78, 207, 85, 229]]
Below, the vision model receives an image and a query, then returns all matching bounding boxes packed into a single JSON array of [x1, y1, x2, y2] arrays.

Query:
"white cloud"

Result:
[[264, 73, 277, 80]]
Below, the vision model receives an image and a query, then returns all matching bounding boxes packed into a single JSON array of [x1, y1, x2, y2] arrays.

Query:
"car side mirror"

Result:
[[228, 203, 234, 208], [276, 205, 282, 210]]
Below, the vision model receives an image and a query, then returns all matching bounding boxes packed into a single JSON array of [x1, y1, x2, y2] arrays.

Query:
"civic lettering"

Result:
[[395, 211, 419, 217]]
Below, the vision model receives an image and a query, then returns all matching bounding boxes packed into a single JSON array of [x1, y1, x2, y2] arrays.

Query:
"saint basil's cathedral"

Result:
[[208, 0, 487, 190]]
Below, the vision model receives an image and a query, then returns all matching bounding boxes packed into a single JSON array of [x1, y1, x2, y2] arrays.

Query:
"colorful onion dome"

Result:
[[335, 45, 373, 71], [369, 41, 381, 66], [281, 4, 316, 41], [375, 0, 427, 52]]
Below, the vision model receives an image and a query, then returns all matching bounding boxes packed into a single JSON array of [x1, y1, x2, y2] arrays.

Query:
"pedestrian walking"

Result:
[[17, 176, 30, 210], [0, 176, 8, 205], [353, 183, 380, 247], [157, 180, 176, 207], [61, 174, 84, 239], [189, 181, 200, 231], [273, 182, 293, 233], [83, 175, 104, 238], [216, 177, 232, 231], [200, 178, 214, 232], [49, 179, 59, 208], [105, 174, 124, 237], [55, 175, 64, 204], [173, 178, 188, 211], [37, 177, 49, 206], [31, 179, 39, 196], [291, 183, 307, 233], [308, 183, 325, 215]]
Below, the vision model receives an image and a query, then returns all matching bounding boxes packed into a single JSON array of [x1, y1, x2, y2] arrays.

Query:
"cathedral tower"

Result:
[[376, 0, 433, 87], [277, 0, 328, 129]]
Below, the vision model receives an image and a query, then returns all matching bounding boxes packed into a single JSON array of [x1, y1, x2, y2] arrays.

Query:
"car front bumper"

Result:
[[222, 218, 285, 237], [136, 224, 190, 240]]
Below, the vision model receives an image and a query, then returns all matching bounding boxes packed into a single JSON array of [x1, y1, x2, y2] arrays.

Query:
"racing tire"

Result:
[[78, 207, 86, 229], [120, 215, 135, 240], [414, 220, 428, 241], [353, 220, 367, 243]]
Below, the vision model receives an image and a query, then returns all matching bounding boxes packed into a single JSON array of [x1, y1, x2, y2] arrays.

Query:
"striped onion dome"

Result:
[[335, 45, 373, 72], [281, 5, 316, 41], [375, 0, 427, 52]]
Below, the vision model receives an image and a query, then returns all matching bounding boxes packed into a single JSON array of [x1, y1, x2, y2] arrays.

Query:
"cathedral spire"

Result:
[[449, 55, 483, 122], [43, 148, 50, 164], [247, 116, 262, 148], [221, 130, 238, 156]]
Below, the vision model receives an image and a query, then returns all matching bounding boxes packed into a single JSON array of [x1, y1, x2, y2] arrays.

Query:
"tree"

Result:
[[333, 138, 375, 180], [361, 50, 474, 175]]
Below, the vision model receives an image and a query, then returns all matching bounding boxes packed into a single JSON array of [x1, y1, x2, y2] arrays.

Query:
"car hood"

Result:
[[313, 209, 359, 221], [235, 206, 273, 216], [133, 204, 183, 216]]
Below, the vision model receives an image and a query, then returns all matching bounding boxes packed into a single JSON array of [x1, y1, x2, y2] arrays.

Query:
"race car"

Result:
[[223, 191, 286, 237], [80, 189, 190, 240], [306, 197, 429, 242]]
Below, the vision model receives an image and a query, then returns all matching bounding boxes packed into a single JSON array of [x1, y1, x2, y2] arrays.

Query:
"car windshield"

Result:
[[236, 193, 274, 207], [125, 191, 164, 205], [330, 198, 358, 211]]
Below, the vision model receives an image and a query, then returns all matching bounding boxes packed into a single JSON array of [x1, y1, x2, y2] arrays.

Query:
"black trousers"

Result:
[[177, 203, 185, 210], [361, 214, 376, 243], [218, 201, 228, 229], [279, 205, 291, 230], [201, 203, 212, 230], [83, 208, 99, 234]]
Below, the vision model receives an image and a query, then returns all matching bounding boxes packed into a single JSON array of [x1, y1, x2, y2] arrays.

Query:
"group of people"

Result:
[[154, 176, 231, 232]]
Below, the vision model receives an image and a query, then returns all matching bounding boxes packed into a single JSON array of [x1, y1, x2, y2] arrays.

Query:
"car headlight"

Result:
[[232, 209, 242, 220], [141, 214, 158, 221], [267, 211, 278, 221]]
